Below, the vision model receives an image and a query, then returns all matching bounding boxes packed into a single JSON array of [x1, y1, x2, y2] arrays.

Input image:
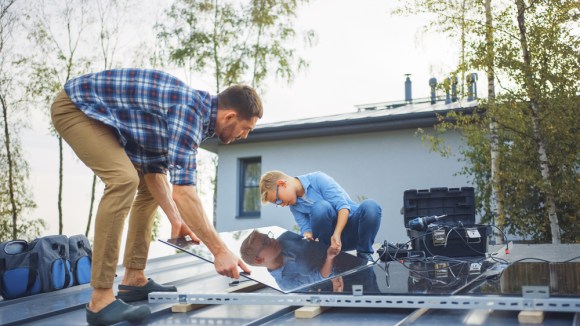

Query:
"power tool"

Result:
[[408, 214, 447, 231]]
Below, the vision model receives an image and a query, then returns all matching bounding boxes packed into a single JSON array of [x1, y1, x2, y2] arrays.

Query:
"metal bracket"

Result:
[[352, 285, 363, 296], [522, 286, 550, 298], [149, 292, 580, 313]]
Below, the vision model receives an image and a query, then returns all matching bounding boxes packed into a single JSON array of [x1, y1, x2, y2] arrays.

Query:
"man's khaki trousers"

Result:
[[51, 90, 159, 288]]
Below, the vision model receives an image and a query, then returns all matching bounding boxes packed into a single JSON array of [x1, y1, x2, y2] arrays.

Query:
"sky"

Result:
[[19, 0, 464, 258]]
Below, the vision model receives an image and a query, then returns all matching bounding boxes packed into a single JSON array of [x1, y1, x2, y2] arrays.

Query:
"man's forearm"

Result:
[[172, 185, 227, 256], [143, 173, 181, 222], [321, 258, 333, 278]]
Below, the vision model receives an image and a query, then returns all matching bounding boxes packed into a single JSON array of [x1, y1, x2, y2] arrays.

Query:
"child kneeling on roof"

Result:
[[259, 170, 382, 262]]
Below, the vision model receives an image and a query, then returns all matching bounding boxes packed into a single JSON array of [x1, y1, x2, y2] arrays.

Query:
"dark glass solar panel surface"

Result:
[[160, 226, 369, 293], [161, 226, 579, 297], [466, 262, 580, 297], [294, 259, 496, 295]]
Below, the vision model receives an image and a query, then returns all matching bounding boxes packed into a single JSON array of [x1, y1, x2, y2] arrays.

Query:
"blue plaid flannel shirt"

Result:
[[64, 68, 218, 185]]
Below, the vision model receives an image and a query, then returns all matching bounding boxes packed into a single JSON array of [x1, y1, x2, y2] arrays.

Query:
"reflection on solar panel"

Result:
[[161, 226, 580, 298], [160, 226, 369, 293]]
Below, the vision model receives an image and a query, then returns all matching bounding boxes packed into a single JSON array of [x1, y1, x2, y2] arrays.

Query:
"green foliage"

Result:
[[399, 0, 579, 242], [25, 0, 93, 114], [155, 0, 315, 92], [422, 96, 578, 243]]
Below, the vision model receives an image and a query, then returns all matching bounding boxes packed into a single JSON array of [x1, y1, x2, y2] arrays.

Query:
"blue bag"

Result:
[[0, 235, 83, 299], [0, 240, 41, 299], [68, 234, 92, 285], [35, 235, 74, 292]]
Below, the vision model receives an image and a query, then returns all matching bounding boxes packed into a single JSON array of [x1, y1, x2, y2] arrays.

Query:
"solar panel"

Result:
[[160, 226, 579, 297], [160, 226, 370, 293]]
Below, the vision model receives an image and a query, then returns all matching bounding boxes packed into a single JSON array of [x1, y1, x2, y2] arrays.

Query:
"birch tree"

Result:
[[84, 0, 135, 237], [395, 0, 579, 242], [26, 0, 92, 234], [0, 0, 45, 241], [156, 0, 315, 224]]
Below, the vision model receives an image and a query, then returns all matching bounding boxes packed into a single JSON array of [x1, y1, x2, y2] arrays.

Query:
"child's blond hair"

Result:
[[260, 170, 291, 204]]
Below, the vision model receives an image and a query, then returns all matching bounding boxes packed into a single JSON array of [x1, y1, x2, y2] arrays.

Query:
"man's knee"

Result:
[[311, 200, 334, 219], [110, 170, 140, 193]]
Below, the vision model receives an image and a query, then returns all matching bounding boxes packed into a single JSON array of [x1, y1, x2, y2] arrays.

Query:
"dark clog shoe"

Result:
[[86, 299, 150, 326], [117, 278, 177, 302]]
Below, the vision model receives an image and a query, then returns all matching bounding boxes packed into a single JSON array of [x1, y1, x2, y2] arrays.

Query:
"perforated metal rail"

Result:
[[149, 291, 580, 313]]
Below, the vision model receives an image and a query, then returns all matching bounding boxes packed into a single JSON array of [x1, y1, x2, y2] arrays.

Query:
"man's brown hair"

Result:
[[218, 85, 263, 120], [240, 230, 262, 266]]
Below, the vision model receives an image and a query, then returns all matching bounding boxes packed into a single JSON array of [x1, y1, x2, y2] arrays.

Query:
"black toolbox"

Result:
[[403, 187, 476, 227], [407, 224, 490, 257], [403, 187, 489, 257]]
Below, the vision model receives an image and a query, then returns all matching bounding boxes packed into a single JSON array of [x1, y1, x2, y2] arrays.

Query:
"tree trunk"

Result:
[[515, 0, 561, 243], [252, 26, 263, 89], [460, 0, 467, 95], [86, 174, 97, 236], [212, 0, 220, 226], [58, 135, 64, 234], [484, 0, 505, 243], [1, 94, 18, 240], [212, 166, 218, 228], [213, 0, 220, 93]]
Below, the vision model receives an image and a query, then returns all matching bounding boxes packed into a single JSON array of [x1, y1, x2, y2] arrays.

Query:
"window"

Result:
[[238, 157, 261, 217]]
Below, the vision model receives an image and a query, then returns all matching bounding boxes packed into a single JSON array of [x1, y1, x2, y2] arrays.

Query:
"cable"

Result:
[[376, 237, 485, 274], [562, 255, 580, 262], [487, 224, 509, 253]]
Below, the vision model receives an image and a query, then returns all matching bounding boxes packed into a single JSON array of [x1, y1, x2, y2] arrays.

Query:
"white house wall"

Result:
[[215, 127, 471, 244]]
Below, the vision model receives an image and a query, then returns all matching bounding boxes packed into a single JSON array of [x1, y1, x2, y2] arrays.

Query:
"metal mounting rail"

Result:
[[149, 292, 580, 313]]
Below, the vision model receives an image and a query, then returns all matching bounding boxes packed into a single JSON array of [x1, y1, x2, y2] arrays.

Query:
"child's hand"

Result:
[[303, 231, 314, 241], [331, 277, 344, 292], [327, 246, 340, 258]]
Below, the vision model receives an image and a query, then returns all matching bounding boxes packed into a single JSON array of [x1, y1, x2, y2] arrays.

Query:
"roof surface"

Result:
[[1, 242, 578, 325], [202, 99, 479, 153]]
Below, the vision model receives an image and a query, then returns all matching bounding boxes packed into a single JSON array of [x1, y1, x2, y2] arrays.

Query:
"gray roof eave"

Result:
[[201, 106, 474, 153]]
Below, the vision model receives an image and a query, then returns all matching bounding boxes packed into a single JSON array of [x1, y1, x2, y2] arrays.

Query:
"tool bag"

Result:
[[0, 234, 92, 300]]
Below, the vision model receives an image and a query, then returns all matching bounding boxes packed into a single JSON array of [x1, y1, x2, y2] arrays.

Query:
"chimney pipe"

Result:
[[467, 73, 478, 101], [451, 76, 458, 102], [444, 77, 451, 104], [404, 74, 412, 103], [429, 77, 437, 104]]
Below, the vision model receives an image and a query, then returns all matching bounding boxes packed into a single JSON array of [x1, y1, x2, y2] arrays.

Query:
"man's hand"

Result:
[[213, 249, 251, 279], [330, 233, 342, 251], [170, 218, 200, 243], [303, 231, 314, 241]]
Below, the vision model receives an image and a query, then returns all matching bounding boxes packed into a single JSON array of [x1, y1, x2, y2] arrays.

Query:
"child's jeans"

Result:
[[310, 199, 382, 253]]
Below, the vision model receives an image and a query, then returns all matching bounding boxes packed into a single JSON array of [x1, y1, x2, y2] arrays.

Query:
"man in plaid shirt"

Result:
[[51, 68, 262, 325]]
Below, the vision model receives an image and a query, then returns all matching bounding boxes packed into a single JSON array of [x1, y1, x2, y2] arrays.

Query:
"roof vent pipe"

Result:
[[429, 78, 437, 104], [467, 73, 478, 101], [444, 77, 451, 104], [404, 74, 412, 103], [451, 76, 458, 102]]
